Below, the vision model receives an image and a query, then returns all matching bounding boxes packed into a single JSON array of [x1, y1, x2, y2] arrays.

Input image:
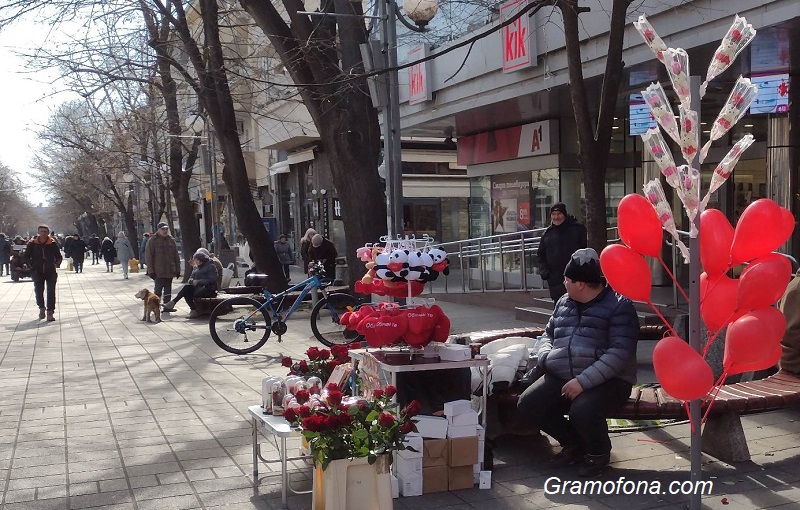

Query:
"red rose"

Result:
[[306, 347, 320, 361], [372, 388, 384, 399], [337, 412, 352, 427], [384, 385, 397, 397], [298, 405, 312, 418], [400, 420, 416, 434], [283, 407, 298, 422], [326, 383, 340, 392], [295, 389, 310, 404], [299, 360, 309, 373], [331, 345, 348, 360], [327, 359, 341, 370], [281, 357, 293, 368], [327, 390, 343, 406], [379, 412, 395, 428], [302, 415, 327, 432], [350, 342, 363, 349], [403, 400, 421, 418], [318, 349, 331, 360]]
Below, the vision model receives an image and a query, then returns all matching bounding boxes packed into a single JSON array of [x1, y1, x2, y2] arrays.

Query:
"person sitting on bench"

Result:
[[162, 250, 218, 318], [516, 248, 639, 477]]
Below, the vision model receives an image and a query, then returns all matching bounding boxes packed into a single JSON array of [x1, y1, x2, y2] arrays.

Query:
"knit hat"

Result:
[[311, 234, 323, 248], [157, 222, 168, 229], [193, 251, 210, 263], [563, 248, 605, 284], [550, 202, 567, 215]]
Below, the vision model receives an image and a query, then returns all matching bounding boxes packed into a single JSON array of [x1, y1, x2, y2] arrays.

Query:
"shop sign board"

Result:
[[457, 120, 556, 166], [408, 44, 432, 105], [500, 0, 536, 73]]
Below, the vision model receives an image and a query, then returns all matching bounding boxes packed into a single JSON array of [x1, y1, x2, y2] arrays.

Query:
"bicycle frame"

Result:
[[250, 274, 330, 323]]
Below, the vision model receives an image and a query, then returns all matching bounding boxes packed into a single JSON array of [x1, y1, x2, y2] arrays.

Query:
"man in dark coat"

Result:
[[25, 225, 63, 321], [307, 234, 337, 279], [517, 248, 639, 477], [537, 202, 587, 302], [146, 222, 181, 303], [87, 234, 101, 265]]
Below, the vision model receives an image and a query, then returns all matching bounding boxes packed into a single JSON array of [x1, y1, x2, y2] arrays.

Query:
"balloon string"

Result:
[[658, 257, 690, 304], [647, 301, 679, 338], [684, 401, 696, 435], [701, 310, 737, 358], [701, 371, 728, 425]]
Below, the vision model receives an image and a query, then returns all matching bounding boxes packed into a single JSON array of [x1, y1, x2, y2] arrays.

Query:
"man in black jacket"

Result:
[[537, 203, 587, 303], [25, 225, 64, 321]]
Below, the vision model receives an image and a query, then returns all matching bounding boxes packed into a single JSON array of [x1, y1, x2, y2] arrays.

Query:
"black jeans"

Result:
[[33, 272, 58, 312], [171, 284, 214, 309], [154, 277, 173, 303], [517, 372, 631, 455], [282, 264, 290, 281]]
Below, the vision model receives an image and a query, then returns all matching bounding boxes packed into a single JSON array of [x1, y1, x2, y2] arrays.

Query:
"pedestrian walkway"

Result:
[[0, 265, 798, 509]]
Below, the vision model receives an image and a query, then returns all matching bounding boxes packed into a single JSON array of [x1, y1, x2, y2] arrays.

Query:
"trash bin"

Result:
[[335, 257, 348, 285]]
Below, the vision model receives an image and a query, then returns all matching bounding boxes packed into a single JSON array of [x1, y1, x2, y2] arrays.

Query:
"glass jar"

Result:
[[271, 380, 287, 416], [306, 376, 323, 395]]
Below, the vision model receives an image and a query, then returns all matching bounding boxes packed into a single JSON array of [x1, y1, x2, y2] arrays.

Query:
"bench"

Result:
[[192, 285, 352, 316], [456, 327, 800, 463]]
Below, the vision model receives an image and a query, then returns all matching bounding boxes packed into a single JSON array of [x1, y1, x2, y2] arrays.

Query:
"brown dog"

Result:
[[135, 289, 161, 323]]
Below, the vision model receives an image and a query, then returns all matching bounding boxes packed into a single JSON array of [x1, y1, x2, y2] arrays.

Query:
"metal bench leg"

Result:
[[252, 417, 259, 478], [701, 412, 751, 463]]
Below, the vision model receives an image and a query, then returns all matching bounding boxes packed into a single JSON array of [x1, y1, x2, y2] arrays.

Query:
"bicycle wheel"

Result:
[[311, 293, 363, 347], [209, 296, 272, 354]]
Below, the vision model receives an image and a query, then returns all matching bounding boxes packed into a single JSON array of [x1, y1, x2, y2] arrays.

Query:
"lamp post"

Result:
[[186, 113, 219, 256], [379, 0, 438, 237]]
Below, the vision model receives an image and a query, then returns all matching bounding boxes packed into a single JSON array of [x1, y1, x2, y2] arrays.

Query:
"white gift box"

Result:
[[395, 456, 423, 478], [399, 433, 423, 459], [479, 470, 492, 489], [447, 410, 478, 427], [447, 424, 477, 438], [443, 399, 472, 417], [439, 344, 471, 361], [476, 424, 486, 441], [391, 474, 399, 499], [398, 473, 423, 497], [413, 415, 448, 439]]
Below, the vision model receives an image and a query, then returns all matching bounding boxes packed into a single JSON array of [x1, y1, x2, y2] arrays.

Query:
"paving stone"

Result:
[[36, 484, 67, 500]]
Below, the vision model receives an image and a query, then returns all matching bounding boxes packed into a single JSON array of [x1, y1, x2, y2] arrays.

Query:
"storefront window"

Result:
[[489, 172, 533, 234], [530, 169, 559, 229], [469, 177, 491, 238]]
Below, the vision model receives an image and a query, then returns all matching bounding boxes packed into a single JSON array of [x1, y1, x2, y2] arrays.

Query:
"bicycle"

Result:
[[208, 262, 363, 354]]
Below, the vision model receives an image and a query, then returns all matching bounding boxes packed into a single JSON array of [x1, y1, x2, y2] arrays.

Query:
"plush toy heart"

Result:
[[432, 314, 451, 342], [362, 315, 408, 347], [339, 311, 352, 326], [403, 329, 431, 348], [406, 306, 439, 334]]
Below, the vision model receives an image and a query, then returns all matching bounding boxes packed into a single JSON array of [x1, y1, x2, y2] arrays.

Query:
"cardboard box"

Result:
[[422, 465, 448, 493], [447, 424, 477, 438], [391, 474, 399, 499], [395, 456, 422, 478], [399, 432, 423, 459], [443, 399, 472, 417], [398, 473, 423, 497], [479, 470, 492, 489], [447, 410, 478, 427], [422, 439, 449, 467], [449, 436, 479, 467], [414, 415, 448, 439], [448, 465, 475, 490]]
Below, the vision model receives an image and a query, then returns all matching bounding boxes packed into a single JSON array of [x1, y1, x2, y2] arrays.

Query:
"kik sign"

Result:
[[408, 44, 432, 105], [500, 0, 536, 73]]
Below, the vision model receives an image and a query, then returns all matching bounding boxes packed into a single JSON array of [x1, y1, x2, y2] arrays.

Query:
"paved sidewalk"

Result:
[[0, 265, 798, 509]]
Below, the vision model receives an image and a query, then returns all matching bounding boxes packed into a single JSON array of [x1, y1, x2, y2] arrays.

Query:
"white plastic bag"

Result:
[[221, 263, 234, 289]]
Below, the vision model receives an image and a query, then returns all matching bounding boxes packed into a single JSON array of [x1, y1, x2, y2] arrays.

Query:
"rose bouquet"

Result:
[[284, 384, 421, 469], [281, 344, 359, 383]]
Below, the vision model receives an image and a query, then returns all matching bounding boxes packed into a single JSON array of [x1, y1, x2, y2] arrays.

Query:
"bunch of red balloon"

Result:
[[601, 195, 795, 408], [339, 303, 451, 348]]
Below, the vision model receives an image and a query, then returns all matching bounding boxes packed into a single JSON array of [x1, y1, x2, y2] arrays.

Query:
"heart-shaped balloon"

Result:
[[730, 199, 786, 266], [724, 311, 783, 368], [599, 244, 652, 302], [653, 336, 714, 401], [737, 254, 792, 310], [780, 207, 795, 245], [700, 272, 740, 331], [700, 208, 734, 276], [618, 193, 663, 257], [727, 343, 782, 376]]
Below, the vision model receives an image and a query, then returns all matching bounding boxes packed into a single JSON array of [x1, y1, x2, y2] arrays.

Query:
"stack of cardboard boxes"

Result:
[[393, 399, 489, 497]]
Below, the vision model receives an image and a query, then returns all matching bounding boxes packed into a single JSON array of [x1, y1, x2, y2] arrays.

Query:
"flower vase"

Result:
[[312, 454, 393, 510]]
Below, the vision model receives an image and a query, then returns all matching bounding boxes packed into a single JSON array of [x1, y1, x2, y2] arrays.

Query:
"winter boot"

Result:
[[39, 308, 46, 320], [46, 311, 56, 322]]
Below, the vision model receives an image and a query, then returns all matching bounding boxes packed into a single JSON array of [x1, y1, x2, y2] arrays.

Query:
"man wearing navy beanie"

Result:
[[536, 202, 587, 302]]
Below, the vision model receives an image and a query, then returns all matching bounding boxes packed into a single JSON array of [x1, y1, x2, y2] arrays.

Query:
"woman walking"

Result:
[[114, 232, 134, 279], [100, 237, 116, 272], [300, 228, 316, 274], [274, 234, 294, 282]]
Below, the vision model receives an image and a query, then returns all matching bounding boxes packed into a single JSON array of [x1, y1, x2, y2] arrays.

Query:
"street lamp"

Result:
[[380, 0, 438, 237], [186, 113, 220, 256]]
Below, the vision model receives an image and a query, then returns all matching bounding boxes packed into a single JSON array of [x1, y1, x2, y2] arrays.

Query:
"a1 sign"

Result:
[[500, 0, 536, 73]]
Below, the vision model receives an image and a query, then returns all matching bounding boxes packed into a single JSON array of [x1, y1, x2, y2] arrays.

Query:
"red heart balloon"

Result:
[[727, 343, 782, 376], [700, 272, 740, 331], [737, 254, 793, 310], [599, 244, 651, 302], [653, 336, 714, 401], [618, 194, 663, 257], [724, 311, 783, 368], [700, 209, 734, 276], [730, 199, 785, 266], [780, 207, 795, 246]]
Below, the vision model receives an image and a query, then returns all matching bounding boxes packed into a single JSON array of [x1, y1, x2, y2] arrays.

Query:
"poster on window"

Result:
[[491, 173, 532, 233]]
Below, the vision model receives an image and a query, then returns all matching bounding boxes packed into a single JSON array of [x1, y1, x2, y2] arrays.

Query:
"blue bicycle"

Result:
[[208, 263, 362, 354]]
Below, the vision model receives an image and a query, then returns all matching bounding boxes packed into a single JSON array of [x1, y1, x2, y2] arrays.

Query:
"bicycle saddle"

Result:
[[244, 273, 270, 287]]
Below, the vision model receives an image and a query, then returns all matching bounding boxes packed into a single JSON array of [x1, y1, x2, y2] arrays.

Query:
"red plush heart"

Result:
[[339, 311, 352, 326], [406, 306, 439, 334], [403, 329, 431, 348], [362, 315, 408, 347], [432, 314, 451, 342]]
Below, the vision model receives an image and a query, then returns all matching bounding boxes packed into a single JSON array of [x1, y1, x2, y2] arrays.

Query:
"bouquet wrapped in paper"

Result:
[[663, 48, 692, 107], [643, 179, 690, 262], [677, 165, 701, 224], [642, 83, 680, 144], [700, 16, 757, 97], [701, 134, 755, 207], [700, 76, 758, 162], [633, 14, 667, 62], [642, 127, 680, 190], [678, 105, 699, 164]]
